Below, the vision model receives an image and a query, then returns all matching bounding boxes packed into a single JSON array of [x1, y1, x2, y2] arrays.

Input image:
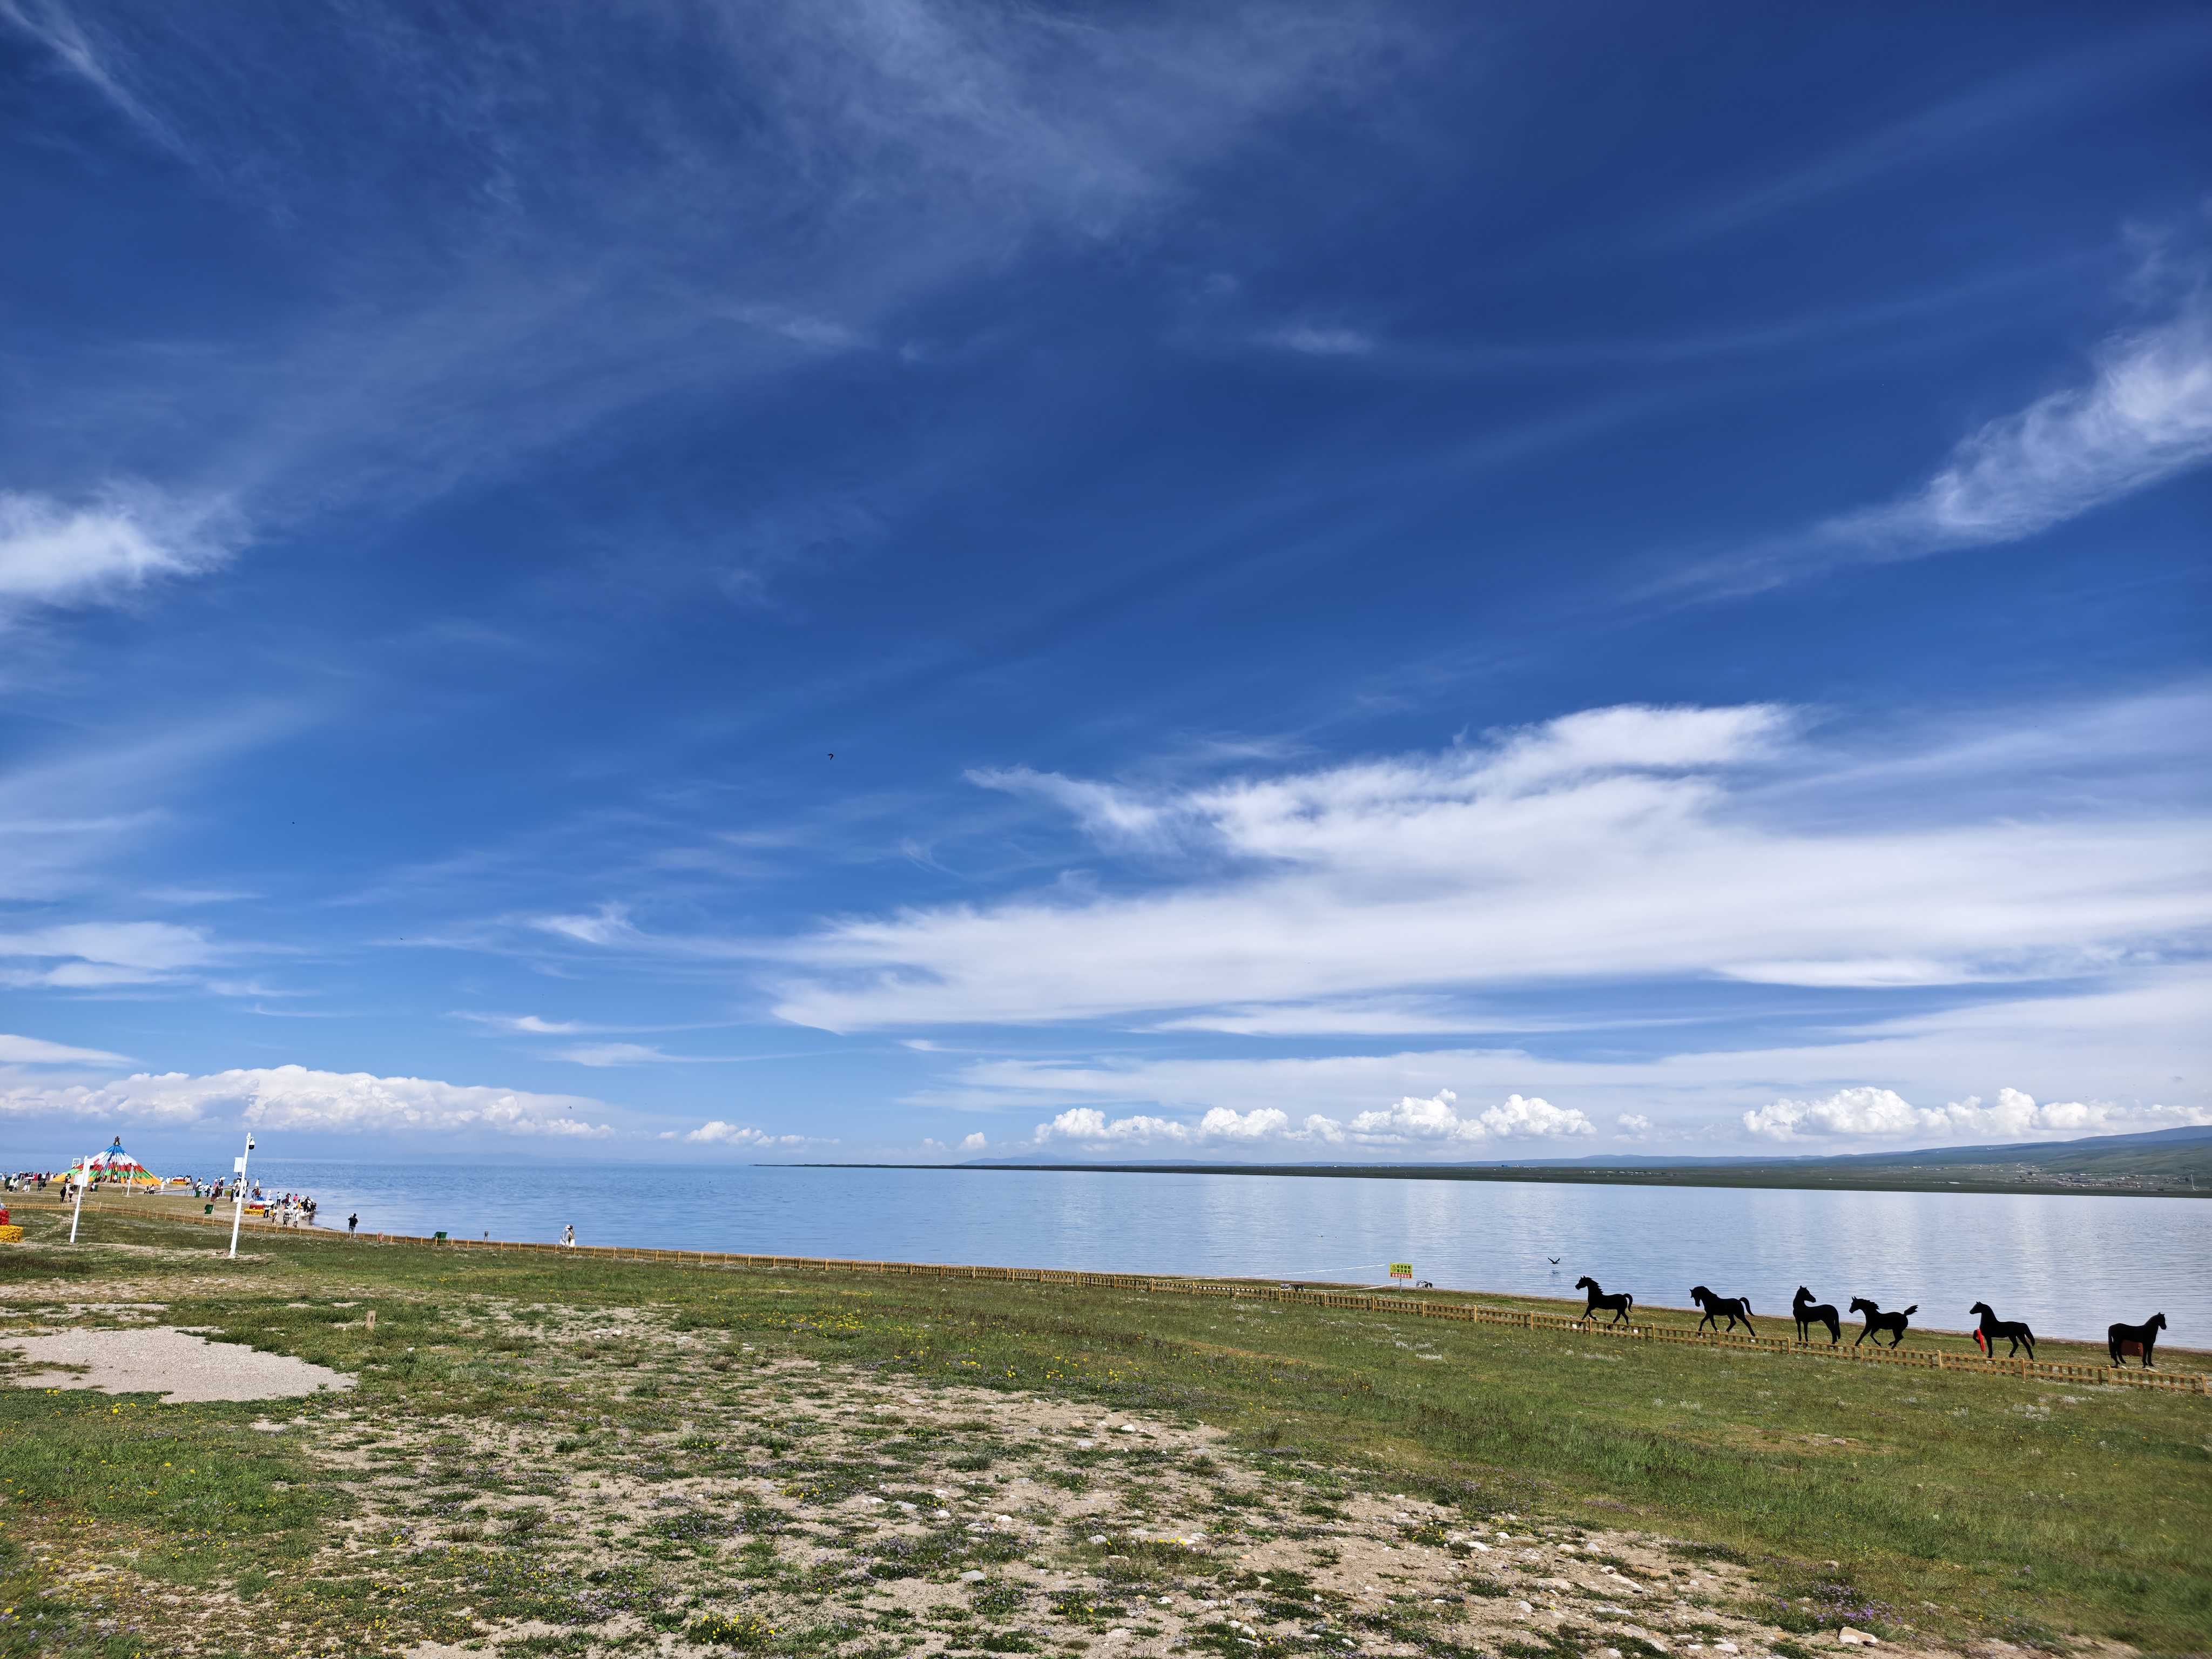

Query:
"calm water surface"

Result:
[[243, 1161, 2207, 1344]]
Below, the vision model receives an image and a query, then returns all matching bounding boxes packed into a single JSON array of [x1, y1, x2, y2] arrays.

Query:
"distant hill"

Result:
[[960, 1121, 2211, 1169], [930, 1121, 2212, 1197]]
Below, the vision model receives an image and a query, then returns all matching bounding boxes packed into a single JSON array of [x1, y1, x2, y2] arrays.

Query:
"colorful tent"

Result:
[[75, 1138, 160, 1188]]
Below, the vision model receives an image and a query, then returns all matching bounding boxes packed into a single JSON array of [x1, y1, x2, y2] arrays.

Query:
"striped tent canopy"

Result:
[[76, 1138, 158, 1184]]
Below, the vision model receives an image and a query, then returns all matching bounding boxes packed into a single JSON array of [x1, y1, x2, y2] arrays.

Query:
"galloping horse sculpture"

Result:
[[1690, 1285, 1756, 1336], [1970, 1301, 2036, 1360], [1574, 1275, 1635, 1326], [1849, 1296, 1915, 1348], [1792, 1286, 1841, 1346], [2108, 1313, 2166, 1368]]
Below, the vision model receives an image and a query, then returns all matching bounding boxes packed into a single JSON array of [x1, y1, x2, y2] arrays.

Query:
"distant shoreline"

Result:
[[778, 1158, 2208, 1198]]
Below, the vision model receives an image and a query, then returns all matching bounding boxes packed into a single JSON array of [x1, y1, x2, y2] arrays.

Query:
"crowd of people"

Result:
[[5, 1169, 180, 1192], [271, 1191, 319, 1227], [201, 1178, 320, 1226], [3, 1169, 326, 1228]]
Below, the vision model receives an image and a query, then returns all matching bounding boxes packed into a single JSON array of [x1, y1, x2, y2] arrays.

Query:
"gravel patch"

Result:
[[3, 1325, 355, 1402]]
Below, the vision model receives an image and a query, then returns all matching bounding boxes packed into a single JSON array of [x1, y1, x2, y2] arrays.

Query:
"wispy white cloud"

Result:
[[532, 908, 639, 948], [725, 305, 873, 354], [0, 2, 1395, 578], [0, 1063, 615, 1137], [1666, 23, 2212, 244], [0, 707, 305, 903], [552, 1041, 757, 1067], [1146, 1001, 1520, 1036], [0, 0, 190, 160], [558, 1042, 679, 1067], [0, 1033, 133, 1065], [969, 766, 1175, 851], [0, 921, 217, 987], [767, 700, 2210, 1031], [0, 485, 241, 613], [455, 1013, 588, 1034], [1265, 326, 1373, 357], [1826, 294, 2212, 553]]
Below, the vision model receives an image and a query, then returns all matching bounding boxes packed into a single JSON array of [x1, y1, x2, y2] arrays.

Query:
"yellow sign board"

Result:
[[1388, 1262, 1413, 1280]]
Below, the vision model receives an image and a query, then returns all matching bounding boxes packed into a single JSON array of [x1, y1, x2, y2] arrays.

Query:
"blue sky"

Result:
[[2, 1, 2208, 1170]]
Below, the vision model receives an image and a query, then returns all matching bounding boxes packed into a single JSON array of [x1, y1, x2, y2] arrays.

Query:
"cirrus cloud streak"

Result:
[[1826, 292, 2212, 553], [770, 701, 2211, 1032]]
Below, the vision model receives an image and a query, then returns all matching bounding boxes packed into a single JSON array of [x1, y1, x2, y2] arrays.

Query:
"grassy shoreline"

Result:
[[46, 1193, 2207, 1363], [0, 1202, 2205, 1659]]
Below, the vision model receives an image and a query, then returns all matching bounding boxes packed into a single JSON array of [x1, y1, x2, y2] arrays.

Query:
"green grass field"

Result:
[[0, 1202, 2204, 1659]]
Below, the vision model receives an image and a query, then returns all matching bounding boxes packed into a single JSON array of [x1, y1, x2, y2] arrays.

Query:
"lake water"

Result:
[[240, 1160, 2207, 1345]]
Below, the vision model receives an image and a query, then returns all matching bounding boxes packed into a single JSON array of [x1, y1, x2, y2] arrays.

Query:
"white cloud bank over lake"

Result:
[[918, 973, 2211, 1153], [0, 1065, 616, 1138]]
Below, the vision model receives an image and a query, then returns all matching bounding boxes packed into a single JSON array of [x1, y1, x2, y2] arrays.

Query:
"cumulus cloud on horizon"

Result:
[[907, 972, 2211, 1154], [1321, 1089, 1595, 1146], [1030, 1089, 1594, 1152], [1034, 1104, 1291, 1148], [1743, 1084, 2209, 1143], [685, 1120, 811, 1147], [0, 1064, 616, 1138]]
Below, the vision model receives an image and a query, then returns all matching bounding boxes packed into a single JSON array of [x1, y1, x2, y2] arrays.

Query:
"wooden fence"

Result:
[[34, 1196, 2210, 1396]]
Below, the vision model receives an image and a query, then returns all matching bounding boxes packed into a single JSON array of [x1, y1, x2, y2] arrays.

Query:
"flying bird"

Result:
[[1548, 1257, 1562, 1265]]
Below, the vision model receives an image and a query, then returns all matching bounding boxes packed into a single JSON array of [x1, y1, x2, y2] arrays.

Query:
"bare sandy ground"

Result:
[[2, 1325, 355, 1402]]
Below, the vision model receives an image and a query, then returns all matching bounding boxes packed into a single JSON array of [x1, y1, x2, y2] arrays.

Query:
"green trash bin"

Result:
[[434, 1231, 447, 1242]]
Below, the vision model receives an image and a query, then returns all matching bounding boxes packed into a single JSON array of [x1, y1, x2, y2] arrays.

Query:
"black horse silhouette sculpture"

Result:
[[1792, 1286, 1841, 1346], [1575, 1275, 1635, 1326], [1690, 1285, 1756, 1335], [1849, 1296, 1915, 1347], [1970, 1301, 2036, 1360], [2107, 1313, 2166, 1368]]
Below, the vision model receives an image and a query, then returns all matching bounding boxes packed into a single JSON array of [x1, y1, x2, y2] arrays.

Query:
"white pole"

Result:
[[69, 1170, 85, 1243], [227, 1134, 255, 1260]]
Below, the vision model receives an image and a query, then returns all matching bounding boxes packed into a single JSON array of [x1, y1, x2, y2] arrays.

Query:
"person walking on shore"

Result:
[[348, 1211, 359, 1237], [562, 1224, 576, 1249]]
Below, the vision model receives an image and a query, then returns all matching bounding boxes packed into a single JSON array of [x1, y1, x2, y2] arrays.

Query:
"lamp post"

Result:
[[227, 1134, 256, 1260], [68, 1163, 87, 1243]]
